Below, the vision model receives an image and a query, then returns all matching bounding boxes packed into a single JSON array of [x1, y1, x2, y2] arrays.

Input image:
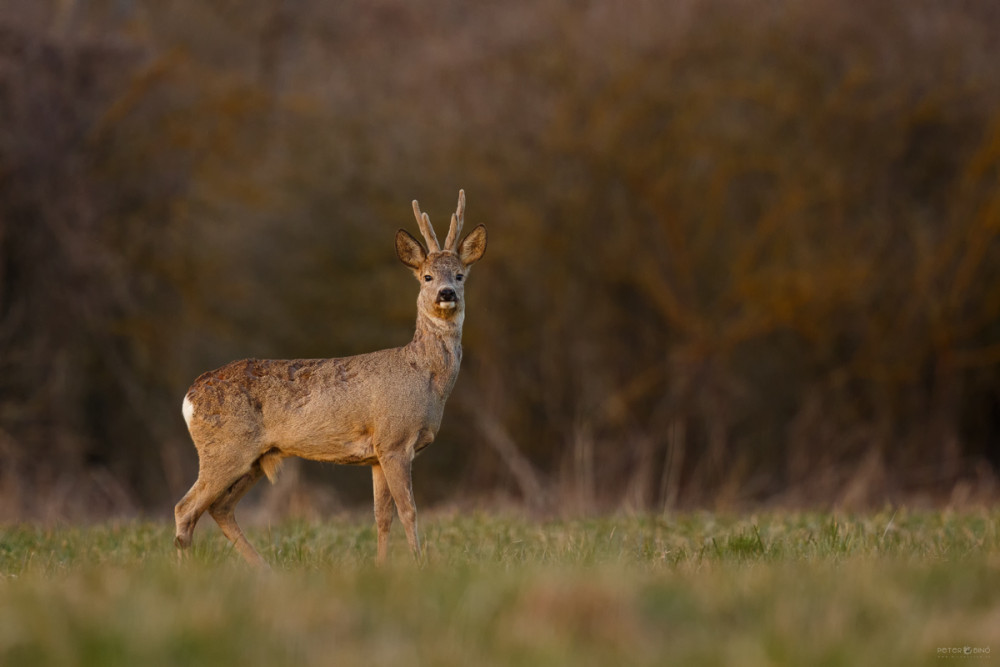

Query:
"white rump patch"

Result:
[[182, 394, 195, 428]]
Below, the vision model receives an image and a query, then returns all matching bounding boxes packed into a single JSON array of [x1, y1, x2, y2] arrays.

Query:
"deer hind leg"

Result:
[[372, 464, 394, 565], [174, 441, 261, 554], [174, 477, 221, 552], [209, 465, 267, 568], [377, 452, 421, 561]]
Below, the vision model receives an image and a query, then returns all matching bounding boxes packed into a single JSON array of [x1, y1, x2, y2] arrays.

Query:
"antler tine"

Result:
[[444, 189, 465, 251], [411, 199, 441, 253]]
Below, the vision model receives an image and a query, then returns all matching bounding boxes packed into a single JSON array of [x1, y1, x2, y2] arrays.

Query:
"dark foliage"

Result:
[[2, 0, 999, 517]]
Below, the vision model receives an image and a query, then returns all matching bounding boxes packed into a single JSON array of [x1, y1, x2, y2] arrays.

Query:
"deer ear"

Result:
[[458, 224, 487, 266], [396, 229, 426, 270]]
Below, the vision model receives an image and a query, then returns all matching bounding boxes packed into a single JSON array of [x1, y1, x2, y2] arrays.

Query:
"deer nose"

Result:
[[437, 288, 457, 302]]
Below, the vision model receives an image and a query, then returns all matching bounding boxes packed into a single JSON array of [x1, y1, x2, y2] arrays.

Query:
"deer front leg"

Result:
[[372, 464, 394, 565], [377, 451, 421, 562]]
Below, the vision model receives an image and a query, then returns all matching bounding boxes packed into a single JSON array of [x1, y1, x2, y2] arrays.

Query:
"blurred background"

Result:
[[1, 0, 999, 520]]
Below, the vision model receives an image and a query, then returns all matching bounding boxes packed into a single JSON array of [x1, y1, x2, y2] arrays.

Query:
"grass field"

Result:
[[1, 509, 998, 666]]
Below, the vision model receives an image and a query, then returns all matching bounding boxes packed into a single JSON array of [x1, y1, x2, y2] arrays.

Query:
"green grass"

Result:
[[1, 510, 998, 666]]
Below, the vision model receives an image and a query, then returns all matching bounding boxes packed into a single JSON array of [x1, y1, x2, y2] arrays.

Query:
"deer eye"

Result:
[[456, 273, 464, 282], [423, 274, 433, 282]]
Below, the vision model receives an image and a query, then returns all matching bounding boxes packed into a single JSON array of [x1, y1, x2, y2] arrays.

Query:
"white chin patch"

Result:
[[437, 301, 457, 310]]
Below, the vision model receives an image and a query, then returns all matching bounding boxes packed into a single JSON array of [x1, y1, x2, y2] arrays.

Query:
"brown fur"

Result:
[[174, 191, 487, 567], [259, 450, 283, 483]]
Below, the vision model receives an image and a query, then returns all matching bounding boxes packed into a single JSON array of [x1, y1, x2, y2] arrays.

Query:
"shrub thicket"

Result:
[[2, 0, 999, 516]]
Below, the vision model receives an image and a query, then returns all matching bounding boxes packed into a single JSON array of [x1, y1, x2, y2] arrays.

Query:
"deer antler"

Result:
[[444, 189, 465, 252], [412, 200, 441, 253]]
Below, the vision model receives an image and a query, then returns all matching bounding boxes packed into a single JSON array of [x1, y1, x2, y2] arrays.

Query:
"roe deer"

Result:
[[174, 190, 487, 566]]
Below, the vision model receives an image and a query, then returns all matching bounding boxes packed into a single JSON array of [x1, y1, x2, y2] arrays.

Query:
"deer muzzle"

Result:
[[436, 288, 458, 309]]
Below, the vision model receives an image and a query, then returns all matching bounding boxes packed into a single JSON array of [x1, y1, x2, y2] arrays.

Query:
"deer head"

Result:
[[395, 189, 488, 323]]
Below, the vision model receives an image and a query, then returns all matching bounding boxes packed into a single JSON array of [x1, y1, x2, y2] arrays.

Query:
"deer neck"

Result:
[[408, 311, 464, 395]]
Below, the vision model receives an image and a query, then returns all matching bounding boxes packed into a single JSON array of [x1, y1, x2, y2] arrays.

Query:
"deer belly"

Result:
[[278, 426, 377, 466]]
